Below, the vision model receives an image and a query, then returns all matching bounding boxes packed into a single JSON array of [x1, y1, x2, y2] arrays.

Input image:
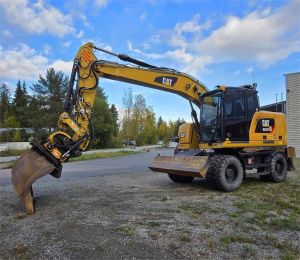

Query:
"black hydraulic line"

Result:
[[64, 60, 78, 112], [189, 101, 201, 137], [118, 53, 158, 68], [93, 45, 157, 69]]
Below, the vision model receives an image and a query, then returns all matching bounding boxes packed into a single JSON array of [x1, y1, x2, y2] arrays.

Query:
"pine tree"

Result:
[[0, 83, 10, 126], [110, 104, 119, 137], [13, 80, 28, 126], [174, 118, 186, 136], [157, 116, 163, 128], [31, 68, 68, 131]]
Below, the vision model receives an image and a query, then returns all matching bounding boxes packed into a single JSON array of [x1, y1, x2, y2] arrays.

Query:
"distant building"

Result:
[[284, 72, 300, 157], [260, 101, 286, 114]]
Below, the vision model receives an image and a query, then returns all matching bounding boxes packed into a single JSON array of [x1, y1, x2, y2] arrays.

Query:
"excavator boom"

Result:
[[11, 42, 209, 214]]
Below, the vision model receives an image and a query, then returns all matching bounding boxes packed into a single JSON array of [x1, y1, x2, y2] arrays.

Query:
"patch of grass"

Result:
[[179, 234, 192, 243], [149, 233, 159, 240], [0, 149, 28, 157], [242, 245, 257, 258], [69, 150, 140, 162], [161, 195, 170, 201], [94, 245, 104, 252], [178, 203, 219, 219], [15, 213, 28, 220], [229, 172, 300, 232], [14, 244, 30, 255], [294, 158, 300, 173], [168, 243, 178, 251], [270, 215, 300, 231], [115, 226, 135, 236], [148, 221, 160, 227], [281, 250, 298, 260], [220, 235, 254, 246]]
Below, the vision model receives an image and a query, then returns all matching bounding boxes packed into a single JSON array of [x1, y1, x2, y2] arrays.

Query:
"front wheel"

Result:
[[206, 155, 244, 192]]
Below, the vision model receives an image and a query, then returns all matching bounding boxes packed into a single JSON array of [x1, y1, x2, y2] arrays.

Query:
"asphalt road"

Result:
[[0, 148, 173, 187], [0, 144, 163, 163]]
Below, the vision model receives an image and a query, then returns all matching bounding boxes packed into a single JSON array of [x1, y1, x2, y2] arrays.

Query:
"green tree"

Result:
[[143, 108, 157, 144], [110, 104, 119, 137], [31, 68, 68, 131], [12, 80, 29, 126], [121, 88, 134, 141], [120, 92, 158, 146], [174, 118, 186, 137], [91, 87, 114, 148], [0, 83, 10, 126], [157, 119, 169, 143], [157, 116, 163, 128], [26, 95, 44, 130], [2, 115, 22, 142]]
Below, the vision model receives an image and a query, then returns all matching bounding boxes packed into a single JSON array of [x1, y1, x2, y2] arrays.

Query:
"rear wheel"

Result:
[[168, 174, 194, 183], [206, 155, 244, 192], [260, 153, 287, 182]]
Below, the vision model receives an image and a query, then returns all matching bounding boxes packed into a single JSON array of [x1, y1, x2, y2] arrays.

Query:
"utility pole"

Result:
[[281, 92, 284, 113]]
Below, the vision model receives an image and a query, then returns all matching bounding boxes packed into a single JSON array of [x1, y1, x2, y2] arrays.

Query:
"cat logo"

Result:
[[154, 76, 178, 87]]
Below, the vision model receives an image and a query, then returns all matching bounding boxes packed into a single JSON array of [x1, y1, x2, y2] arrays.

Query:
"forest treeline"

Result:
[[0, 68, 186, 148]]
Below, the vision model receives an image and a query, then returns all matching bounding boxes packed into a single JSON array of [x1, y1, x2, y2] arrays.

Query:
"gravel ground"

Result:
[[0, 159, 299, 259]]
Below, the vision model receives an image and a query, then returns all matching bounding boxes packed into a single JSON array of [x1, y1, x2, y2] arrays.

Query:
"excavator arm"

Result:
[[11, 42, 209, 214]]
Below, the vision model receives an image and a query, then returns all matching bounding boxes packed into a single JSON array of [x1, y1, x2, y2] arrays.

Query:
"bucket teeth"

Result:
[[11, 150, 57, 214]]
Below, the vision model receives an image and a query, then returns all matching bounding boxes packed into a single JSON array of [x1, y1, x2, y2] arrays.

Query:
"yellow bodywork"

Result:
[[177, 123, 199, 150], [199, 111, 287, 150], [47, 42, 209, 161]]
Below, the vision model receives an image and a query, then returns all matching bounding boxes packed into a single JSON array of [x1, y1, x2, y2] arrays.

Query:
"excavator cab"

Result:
[[200, 85, 259, 143]]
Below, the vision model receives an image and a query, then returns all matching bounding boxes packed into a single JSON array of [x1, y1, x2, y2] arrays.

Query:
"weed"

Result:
[[149, 233, 159, 240], [161, 195, 170, 201], [179, 234, 192, 243], [220, 235, 254, 246], [242, 245, 257, 258], [95, 245, 104, 252], [116, 226, 135, 236], [15, 213, 28, 220], [281, 250, 298, 260], [148, 222, 160, 227], [168, 243, 178, 251], [14, 244, 29, 255]]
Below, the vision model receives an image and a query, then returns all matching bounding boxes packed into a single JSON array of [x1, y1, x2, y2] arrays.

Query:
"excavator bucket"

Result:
[[11, 146, 61, 214], [149, 155, 210, 177]]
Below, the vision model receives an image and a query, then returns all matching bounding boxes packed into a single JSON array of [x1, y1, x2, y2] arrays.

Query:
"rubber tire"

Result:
[[260, 153, 287, 182], [168, 174, 194, 183], [206, 155, 244, 192]]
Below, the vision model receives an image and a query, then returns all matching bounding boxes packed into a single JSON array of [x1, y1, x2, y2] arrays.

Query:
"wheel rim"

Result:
[[225, 166, 238, 183]]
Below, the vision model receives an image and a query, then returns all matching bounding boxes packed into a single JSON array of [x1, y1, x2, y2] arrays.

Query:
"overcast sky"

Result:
[[0, 0, 299, 121]]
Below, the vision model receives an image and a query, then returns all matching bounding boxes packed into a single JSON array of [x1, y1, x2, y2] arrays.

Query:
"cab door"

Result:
[[223, 89, 248, 141]]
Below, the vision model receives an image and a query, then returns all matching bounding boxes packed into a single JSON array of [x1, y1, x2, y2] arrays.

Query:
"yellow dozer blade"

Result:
[[149, 155, 210, 177], [11, 140, 62, 214]]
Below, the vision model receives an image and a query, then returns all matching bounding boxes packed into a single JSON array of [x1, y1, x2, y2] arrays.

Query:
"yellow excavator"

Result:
[[12, 42, 295, 214]]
